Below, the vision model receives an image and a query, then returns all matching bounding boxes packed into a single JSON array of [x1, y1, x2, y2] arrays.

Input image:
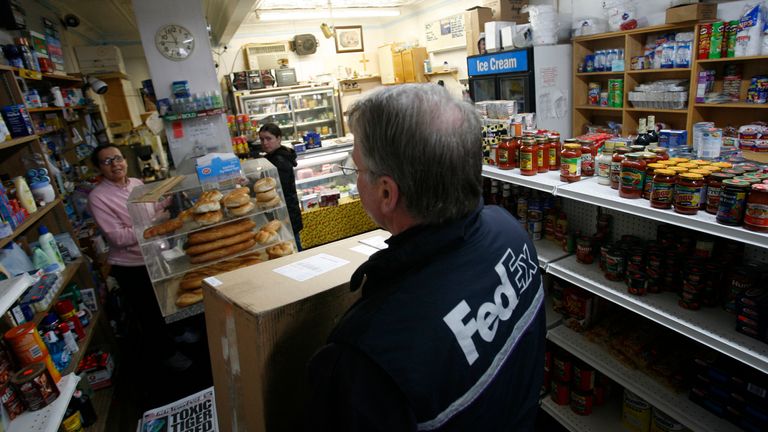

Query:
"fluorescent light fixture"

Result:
[[258, 8, 400, 21]]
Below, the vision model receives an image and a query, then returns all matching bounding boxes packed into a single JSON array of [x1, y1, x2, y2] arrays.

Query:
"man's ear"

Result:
[[377, 175, 400, 215]]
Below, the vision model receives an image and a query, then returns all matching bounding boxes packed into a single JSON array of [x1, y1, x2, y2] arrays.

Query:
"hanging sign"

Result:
[[467, 50, 528, 76]]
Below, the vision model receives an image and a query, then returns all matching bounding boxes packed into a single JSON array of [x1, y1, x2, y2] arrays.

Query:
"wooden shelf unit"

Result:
[[572, 23, 698, 137], [687, 38, 768, 135]]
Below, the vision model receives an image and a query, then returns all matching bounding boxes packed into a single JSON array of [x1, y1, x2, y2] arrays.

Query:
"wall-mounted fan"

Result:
[[293, 34, 318, 55]]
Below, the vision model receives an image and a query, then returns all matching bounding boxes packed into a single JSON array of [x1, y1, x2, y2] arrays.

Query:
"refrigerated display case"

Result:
[[235, 85, 343, 141], [127, 158, 297, 322]]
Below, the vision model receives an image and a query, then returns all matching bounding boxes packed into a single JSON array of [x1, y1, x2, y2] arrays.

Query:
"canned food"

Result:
[[570, 389, 594, 416]]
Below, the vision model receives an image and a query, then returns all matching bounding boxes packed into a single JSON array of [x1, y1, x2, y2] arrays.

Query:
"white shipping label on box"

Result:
[[359, 235, 390, 250], [273, 253, 350, 282], [351, 245, 380, 256]]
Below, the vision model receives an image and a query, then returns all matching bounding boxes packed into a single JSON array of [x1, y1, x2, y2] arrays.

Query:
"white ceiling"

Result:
[[44, 0, 426, 46]]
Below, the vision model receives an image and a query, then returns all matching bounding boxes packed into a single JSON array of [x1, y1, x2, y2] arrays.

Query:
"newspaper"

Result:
[[138, 387, 218, 432]]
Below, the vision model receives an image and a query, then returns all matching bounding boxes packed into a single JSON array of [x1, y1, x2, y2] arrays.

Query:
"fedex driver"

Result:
[[307, 84, 546, 431]]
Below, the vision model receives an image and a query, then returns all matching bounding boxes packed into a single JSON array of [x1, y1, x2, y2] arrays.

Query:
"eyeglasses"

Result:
[[337, 165, 360, 176], [100, 155, 125, 166]]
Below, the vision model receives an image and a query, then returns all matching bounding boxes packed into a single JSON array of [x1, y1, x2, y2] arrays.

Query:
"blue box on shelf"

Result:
[[303, 131, 322, 150], [196, 153, 242, 185]]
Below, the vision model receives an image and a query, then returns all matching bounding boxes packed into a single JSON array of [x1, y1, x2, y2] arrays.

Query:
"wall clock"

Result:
[[155, 24, 195, 61]]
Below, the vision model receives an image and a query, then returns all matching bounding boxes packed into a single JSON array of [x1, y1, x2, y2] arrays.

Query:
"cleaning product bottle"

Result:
[[32, 246, 55, 270], [38, 225, 65, 268]]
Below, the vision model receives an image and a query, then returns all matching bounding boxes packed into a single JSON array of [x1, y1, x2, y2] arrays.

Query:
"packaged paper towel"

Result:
[[735, 3, 765, 57]]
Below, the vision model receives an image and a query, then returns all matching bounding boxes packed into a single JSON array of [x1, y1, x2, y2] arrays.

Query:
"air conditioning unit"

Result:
[[244, 42, 290, 70]]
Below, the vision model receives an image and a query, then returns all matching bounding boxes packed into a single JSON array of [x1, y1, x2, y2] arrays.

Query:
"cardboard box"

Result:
[[465, 7, 494, 56], [482, 0, 528, 23], [666, 2, 718, 24], [74, 45, 126, 74], [204, 230, 388, 431]]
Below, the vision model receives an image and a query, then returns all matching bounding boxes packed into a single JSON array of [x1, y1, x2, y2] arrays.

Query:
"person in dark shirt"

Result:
[[306, 84, 546, 431], [259, 123, 304, 250]]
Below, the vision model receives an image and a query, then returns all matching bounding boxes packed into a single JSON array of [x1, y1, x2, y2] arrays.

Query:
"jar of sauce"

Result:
[[669, 157, 690, 164], [705, 172, 735, 214], [716, 179, 750, 226], [576, 236, 594, 264], [596, 141, 614, 186], [650, 169, 676, 209], [511, 136, 522, 169], [650, 147, 669, 161], [580, 140, 595, 177], [677, 162, 698, 171], [744, 184, 768, 232], [658, 160, 678, 167], [643, 163, 665, 199], [619, 152, 646, 199], [536, 136, 550, 174], [689, 168, 712, 210], [548, 134, 561, 171], [497, 137, 514, 170], [611, 146, 630, 190], [668, 166, 689, 176], [674, 173, 704, 215], [519, 138, 537, 176], [630, 144, 646, 153], [560, 143, 582, 182], [641, 152, 658, 165]]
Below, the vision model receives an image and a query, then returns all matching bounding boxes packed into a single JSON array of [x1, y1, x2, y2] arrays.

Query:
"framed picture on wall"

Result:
[[335, 26, 364, 53]]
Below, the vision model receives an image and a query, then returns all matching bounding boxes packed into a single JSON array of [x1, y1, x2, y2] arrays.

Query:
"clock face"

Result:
[[155, 24, 195, 61]]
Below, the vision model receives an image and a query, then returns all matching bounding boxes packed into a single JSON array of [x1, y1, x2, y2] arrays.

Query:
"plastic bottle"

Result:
[[32, 247, 55, 270], [13, 176, 37, 214], [38, 225, 65, 268], [212, 90, 224, 108], [58, 323, 79, 355]]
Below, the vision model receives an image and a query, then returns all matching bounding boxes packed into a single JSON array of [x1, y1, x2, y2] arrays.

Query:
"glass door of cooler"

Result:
[[290, 89, 341, 141], [498, 74, 532, 113], [470, 77, 496, 103], [241, 93, 297, 140]]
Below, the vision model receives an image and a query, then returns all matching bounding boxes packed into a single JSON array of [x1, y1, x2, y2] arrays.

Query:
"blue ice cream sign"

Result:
[[467, 50, 528, 76]]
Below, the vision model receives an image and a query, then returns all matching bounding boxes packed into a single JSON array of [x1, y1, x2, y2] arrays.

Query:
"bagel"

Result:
[[194, 199, 221, 213], [176, 290, 203, 307], [229, 201, 255, 216], [194, 210, 223, 226], [255, 229, 278, 244], [223, 191, 251, 208], [267, 242, 294, 259], [201, 190, 223, 202], [255, 188, 278, 202], [260, 220, 282, 233], [253, 177, 277, 193], [259, 196, 281, 208]]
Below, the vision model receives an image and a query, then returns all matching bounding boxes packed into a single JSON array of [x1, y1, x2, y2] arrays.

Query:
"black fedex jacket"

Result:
[[307, 204, 546, 431]]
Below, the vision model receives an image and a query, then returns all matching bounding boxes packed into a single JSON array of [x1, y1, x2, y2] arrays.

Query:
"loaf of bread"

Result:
[[255, 229, 277, 244], [143, 218, 183, 239], [178, 252, 265, 291], [267, 242, 294, 259], [260, 220, 282, 233], [194, 209, 223, 225], [186, 219, 256, 245], [185, 231, 256, 256], [189, 238, 256, 264]]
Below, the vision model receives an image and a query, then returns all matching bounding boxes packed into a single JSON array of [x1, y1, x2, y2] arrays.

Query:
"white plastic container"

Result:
[[38, 225, 65, 268], [30, 181, 56, 205]]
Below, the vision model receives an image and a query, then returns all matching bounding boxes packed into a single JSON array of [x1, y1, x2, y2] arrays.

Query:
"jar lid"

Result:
[[710, 172, 735, 180], [722, 179, 750, 187], [564, 138, 578, 143], [669, 166, 689, 173], [669, 157, 690, 163], [690, 169, 711, 176], [734, 176, 761, 184], [651, 147, 668, 154], [614, 146, 630, 153], [654, 169, 675, 175], [679, 173, 704, 180], [11, 362, 46, 386], [690, 159, 710, 165], [713, 162, 733, 168], [658, 160, 678, 166], [752, 183, 768, 192], [699, 165, 720, 172], [647, 163, 665, 169], [722, 168, 745, 175], [625, 152, 644, 159], [564, 143, 581, 149], [677, 163, 698, 169], [737, 163, 759, 172]]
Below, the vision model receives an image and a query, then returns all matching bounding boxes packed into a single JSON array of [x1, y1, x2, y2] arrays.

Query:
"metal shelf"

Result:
[[256, 110, 291, 117], [8, 373, 80, 432], [693, 102, 768, 109], [547, 255, 768, 372], [541, 391, 623, 432], [295, 171, 345, 186], [296, 118, 335, 127], [533, 238, 570, 270], [555, 177, 768, 249], [547, 325, 739, 432], [482, 166, 563, 194], [294, 106, 331, 113]]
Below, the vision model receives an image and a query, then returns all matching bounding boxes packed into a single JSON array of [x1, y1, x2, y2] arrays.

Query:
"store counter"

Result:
[[300, 197, 379, 248], [203, 229, 389, 431]]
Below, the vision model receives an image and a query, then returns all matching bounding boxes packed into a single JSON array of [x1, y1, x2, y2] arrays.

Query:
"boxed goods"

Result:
[[465, 7, 494, 56], [203, 231, 383, 431], [665, 2, 717, 24], [482, 0, 528, 23]]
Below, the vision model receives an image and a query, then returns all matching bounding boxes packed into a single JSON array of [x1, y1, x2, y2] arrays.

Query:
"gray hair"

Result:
[[348, 84, 482, 224]]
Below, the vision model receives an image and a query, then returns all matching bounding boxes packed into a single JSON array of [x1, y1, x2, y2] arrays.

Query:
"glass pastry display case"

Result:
[[235, 85, 342, 141], [127, 158, 297, 322], [294, 140, 357, 211]]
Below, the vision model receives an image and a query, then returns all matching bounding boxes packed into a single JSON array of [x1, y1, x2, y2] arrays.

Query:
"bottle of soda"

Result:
[[72, 389, 97, 426]]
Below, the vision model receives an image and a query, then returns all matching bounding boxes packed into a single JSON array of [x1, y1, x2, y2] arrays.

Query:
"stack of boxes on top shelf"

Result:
[[74, 45, 142, 137]]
